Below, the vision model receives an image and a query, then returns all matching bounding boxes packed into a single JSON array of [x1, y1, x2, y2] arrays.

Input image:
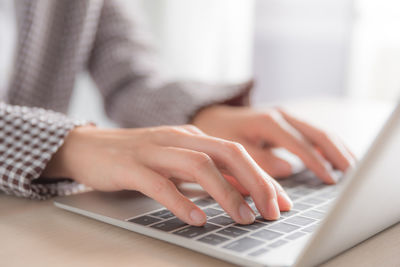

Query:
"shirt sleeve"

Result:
[[0, 102, 88, 199], [88, 1, 253, 128]]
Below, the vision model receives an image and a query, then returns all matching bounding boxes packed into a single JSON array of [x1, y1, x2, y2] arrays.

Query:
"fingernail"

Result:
[[190, 209, 206, 225], [267, 199, 280, 220], [239, 203, 255, 223]]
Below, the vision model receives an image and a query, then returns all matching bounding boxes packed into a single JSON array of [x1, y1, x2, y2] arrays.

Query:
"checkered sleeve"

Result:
[[0, 102, 87, 199], [88, 1, 253, 128]]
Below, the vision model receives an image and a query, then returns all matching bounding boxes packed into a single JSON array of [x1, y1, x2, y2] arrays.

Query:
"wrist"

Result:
[[43, 125, 96, 179], [192, 105, 225, 125]]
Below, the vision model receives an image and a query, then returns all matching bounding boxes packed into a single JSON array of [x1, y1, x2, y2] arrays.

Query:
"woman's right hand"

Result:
[[43, 125, 292, 226]]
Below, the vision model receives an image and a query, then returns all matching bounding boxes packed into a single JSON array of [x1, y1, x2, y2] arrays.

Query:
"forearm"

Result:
[[43, 125, 95, 179]]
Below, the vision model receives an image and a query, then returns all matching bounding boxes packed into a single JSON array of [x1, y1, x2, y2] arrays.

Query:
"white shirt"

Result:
[[0, 0, 16, 93]]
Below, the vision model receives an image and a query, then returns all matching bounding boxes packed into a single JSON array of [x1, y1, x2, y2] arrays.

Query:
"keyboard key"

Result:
[[315, 203, 332, 212], [248, 248, 269, 257], [302, 197, 325, 205], [234, 222, 265, 231], [223, 237, 264, 252], [151, 218, 187, 232], [269, 222, 299, 233], [255, 215, 267, 222], [268, 239, 288, 248], [302, 210, 325, 220], [217, 226, 249, 238], [291, 171, 315, 182], [211, 204, 224, 210], [256, 215, 281, 223], [318, 191, 338, 199], [284, 216, 316, 226], [286, 231, 306, 240], [305, 179, 325, 187], [150, 209, 175, 219], [198, 234, 229, 245], [302, 224, 319, 233], [128, 215, 161, 226], [173, 223, 220, 238], [287, 193, 302, 201], [209, 216, 234, 226], [281, 182, 298, 189], [293, 203, 312, 211], [280, 210, 299, 218], [194, 197, 216, 207], [308, 184, 326, 190], [292, 187, 315, 195], [252, 229, 282, 241], [203, 208, 224, 218], [319, 186, 337, 194]]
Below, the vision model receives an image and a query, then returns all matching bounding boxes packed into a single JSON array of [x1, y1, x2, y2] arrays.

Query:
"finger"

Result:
[[246, 145, 293, 178], [269, 178, 293, 211], [152, 130, 285, 220], [141, 146, 256, 224], [220, 153, 293, 216], [279, 109, 356, 171], [260, 111, 336, 184], [180, 124, 206, 135], [170, 177, 185, 186], [223, 174, 250, 196], [125, 166, 207, 226]]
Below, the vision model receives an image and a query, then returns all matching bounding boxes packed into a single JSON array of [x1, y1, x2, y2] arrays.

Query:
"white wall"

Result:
[[139, 0, 254, 83], [252, 0, 353, 103], [347, 0, 400, 101]]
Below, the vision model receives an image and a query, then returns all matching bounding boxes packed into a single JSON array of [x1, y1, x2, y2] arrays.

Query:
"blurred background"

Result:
[[68, 0, 400, 126]]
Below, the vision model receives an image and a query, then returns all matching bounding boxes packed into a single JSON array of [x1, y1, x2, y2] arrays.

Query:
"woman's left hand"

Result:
[[193, 105, 355, 184]]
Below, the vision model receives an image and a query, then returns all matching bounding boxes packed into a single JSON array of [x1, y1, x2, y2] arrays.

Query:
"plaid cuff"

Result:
[[0, 102, 89, 200]]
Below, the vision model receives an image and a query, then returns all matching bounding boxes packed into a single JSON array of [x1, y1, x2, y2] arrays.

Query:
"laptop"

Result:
[[54, 103, 400, 267]]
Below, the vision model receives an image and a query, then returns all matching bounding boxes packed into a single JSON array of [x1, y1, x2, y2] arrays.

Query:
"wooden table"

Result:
[[1, 98, 399, 267]]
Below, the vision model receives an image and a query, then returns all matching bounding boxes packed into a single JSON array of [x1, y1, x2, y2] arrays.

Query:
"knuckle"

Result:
[[223, 141, 246, 157], [153, 126, 187, 140], [258, 110, 282, 128], [183, 124, 201, 132], [258, 112, 273, 122], [261, 109, 277, 120], [167, 126, 186, 135], [190, 152, 214, 173]]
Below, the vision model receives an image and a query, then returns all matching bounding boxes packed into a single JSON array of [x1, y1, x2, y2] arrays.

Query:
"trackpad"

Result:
[[54, 184, 208, 221]]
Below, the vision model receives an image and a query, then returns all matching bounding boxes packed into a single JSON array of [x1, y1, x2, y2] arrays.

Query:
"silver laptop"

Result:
[[54, 103, 400, 267]]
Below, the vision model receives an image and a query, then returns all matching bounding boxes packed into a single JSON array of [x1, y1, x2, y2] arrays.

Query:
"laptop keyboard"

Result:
[[126, 171, 342, 259]]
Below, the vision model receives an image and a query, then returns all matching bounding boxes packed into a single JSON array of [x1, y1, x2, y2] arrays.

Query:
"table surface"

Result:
[[1, 98, 400, 267]]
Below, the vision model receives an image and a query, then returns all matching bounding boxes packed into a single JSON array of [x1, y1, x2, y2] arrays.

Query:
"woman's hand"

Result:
[[193, 105, 355, 184], [43, 125, 292, 226]]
